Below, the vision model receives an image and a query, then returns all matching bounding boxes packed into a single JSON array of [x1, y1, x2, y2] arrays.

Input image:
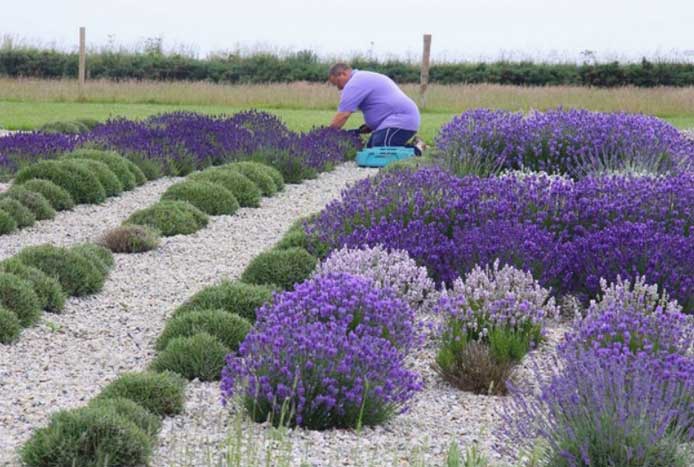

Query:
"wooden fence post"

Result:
[[419, 34, 432, 110], [78, 27, 86, 100]]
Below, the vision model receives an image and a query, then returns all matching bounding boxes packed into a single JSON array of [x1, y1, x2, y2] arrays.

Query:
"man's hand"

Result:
[[329, 111, 352, 129], [357, 124, 372, 134]]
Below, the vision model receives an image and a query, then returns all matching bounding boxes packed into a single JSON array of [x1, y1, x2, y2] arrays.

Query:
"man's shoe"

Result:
[[413, 136, 428, 155]]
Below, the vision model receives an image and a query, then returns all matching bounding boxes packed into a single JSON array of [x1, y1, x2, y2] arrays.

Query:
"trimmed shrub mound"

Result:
[[97, 371, 187, 416], [69, 159, 123, 197], [189, 168, 261, 208], [1, 259, 66, 313], [5, 186, 55, 220], [249, 149, 317, 184], [241, 247, 317, 290], [0, 272, 41, 327], [161, 180, 239, 216], [0, 307, 21, 344], [15, 245, 106, 296], [174, 280, 275, 322], [0, 198, 35, 228], [126, 200, 208, 237], [38, 120, 85, 134], [58, 159, 111, 202], [75, 118, 101, 130], [71, 244, 115, 275], [0, 209, 17, 234], [253, 162, 284, 191], [64, 149, 138, 190], [228, 161, 278, 196], [20, 405, 152, 467], [99, 224, 160, 253], [15, 160, 106, 205], [88, 397, 161, 438], [156, 309, 251, 351], [151, 332, 229, 381], [19, 179, 74, 211], [274, 227, 307, 250], [127, 156, 161, 181]]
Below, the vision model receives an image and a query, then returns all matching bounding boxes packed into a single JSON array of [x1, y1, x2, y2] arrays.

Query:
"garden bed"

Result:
[[0, 163, 371, 464], [5, 108, 694, 467]]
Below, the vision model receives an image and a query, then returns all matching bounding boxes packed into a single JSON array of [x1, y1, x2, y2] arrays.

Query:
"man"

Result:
[[328, 63, 426, 154]]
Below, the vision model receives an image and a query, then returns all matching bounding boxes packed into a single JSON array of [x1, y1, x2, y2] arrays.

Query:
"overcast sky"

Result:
[[3, 0, 694, 62]]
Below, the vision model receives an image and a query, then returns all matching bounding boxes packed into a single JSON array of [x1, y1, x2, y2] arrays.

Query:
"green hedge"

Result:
[[2, 48, 694, 86], [0, 198, 35, 228], [173, 280, 275, 321]]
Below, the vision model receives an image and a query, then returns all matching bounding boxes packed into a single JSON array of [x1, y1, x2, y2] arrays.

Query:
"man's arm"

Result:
[[330, 111, 352, 129]]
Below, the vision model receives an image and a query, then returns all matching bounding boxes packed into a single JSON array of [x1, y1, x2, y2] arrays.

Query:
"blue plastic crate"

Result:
[[355, 146, 416, 168]]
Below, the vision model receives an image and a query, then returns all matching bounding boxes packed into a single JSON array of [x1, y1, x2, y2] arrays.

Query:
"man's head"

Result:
[[328, 63, 352, 90]]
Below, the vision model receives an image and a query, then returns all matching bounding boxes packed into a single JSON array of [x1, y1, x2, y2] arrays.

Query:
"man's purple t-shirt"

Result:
[[338, 70, 420, 132]]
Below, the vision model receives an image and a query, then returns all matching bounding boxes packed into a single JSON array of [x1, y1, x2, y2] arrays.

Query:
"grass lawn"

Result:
[[0, 101, 691, 146]]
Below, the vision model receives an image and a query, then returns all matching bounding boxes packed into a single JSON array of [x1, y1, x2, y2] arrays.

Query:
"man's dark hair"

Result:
[[329, 63, 351, 77]]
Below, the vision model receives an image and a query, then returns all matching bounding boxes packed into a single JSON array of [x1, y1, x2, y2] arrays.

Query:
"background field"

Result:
[[1, 79, 693, 142]]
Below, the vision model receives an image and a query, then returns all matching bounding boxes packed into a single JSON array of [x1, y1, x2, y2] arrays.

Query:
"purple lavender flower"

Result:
[[220, 273, 422, 430], [436, 108, 694, 178], [314, 245, 437, 312], [307, 168, 694, 312], [499, 344, 694, 466], [562, 276, 694, 357], [0, 132, 78, 176], [1, 111, 361, 178]]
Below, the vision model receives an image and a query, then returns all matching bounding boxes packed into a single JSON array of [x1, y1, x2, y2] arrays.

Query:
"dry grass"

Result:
[[2, 78, 694, 116]]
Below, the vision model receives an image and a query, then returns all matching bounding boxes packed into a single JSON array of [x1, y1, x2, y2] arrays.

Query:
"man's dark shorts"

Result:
[[366, 128, 421, 155]]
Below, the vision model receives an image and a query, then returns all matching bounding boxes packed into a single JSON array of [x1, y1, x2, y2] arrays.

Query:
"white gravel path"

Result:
[[0, 177, 181, 261], [0, 163, 373, 466]]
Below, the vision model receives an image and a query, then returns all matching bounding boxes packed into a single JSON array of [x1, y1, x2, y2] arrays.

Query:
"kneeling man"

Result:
[[328, 63, 425, 154]]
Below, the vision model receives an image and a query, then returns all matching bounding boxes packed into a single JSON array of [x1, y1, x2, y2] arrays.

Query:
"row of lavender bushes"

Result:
[[220, 240, 694, 465], [434, 108, 694, 178], [261, 109, 694, 464], [306, 167, 694, 313], [0, 110, 362, 182]]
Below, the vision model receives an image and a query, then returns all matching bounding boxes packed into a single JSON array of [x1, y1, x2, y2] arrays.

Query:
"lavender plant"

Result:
[[1, 111, 361, 181], [434, 261, 557, 394], [220, 273, 422, 430], [500, 274, 694, 466], [0, 132, 78, 178], [307, 167, 694, 312], [436, 108, 694, 178], [500, 344, 694, 467], [566, 276, 694, 356], [314, 245, 437, 312]]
